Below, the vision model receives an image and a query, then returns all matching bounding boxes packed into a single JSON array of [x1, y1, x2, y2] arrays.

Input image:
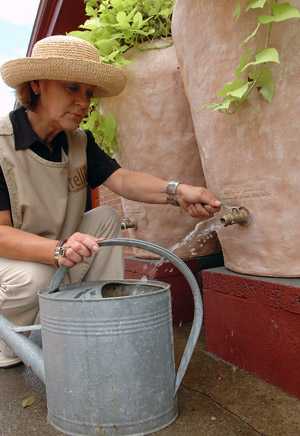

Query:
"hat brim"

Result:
[[1, 57, 126, 97]]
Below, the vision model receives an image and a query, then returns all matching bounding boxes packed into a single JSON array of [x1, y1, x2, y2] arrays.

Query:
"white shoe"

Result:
[[0, 339, 22, 368]]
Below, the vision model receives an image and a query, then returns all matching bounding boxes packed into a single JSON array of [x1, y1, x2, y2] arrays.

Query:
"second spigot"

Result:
[[120, 217, 137, 230]]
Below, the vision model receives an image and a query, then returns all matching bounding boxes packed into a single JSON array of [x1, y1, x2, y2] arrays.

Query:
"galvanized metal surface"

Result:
[[0, 238, 203, 436], [49, 238, 203, 393], [0, 316, 45, 383]]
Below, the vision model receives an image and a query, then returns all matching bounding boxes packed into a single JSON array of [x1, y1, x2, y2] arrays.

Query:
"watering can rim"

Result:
[[0, 238, 202, 394], [38, 278, 170, 302]]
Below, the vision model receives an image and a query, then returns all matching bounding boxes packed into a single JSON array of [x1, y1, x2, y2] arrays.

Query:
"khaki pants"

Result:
[[0, 206, 123, 326]]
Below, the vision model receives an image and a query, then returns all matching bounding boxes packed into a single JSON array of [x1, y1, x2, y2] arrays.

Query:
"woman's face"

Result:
[[31, 80, 95, 131]]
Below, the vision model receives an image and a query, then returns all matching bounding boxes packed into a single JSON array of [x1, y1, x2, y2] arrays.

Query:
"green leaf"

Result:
[[272, 2, 300, 20], [86, 5, 96, 17], [241, 48, 280, 71], [259, 2, 300, 23], [218, 79, 246, 97], [255, 47, 280, 64], [81, 17, 101, 30], [246, 0, 268, 11], [233, 2, 241, 19], [73, 0, 174, 65], [207, 97, 236, 112], [22, 395, 36, 408], [235, 49, 253, 77], [133, 12, 143, 28], [68, 30, 92, 42], [95, 38, 119, 55], [160, 7, 173, 17], [227, 82, 250, 99], [81, 98, 119, 156], [259, 82, 274, 102], [102, 114, 116, 140], [116, 11, 131, 28], [257, 67, 275, 102], [258, 14, 275, 24]]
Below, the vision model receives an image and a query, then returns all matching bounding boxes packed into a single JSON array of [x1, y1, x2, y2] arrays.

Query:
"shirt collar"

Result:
[[9, 106, 66, 151], [9, 106, 41, 150]]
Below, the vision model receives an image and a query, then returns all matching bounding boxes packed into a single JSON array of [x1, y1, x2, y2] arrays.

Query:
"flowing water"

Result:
[[130, 213, 226, 295]]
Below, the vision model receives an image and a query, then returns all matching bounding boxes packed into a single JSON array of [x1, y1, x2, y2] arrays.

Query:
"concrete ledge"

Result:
[[202, 267, 300, 399]]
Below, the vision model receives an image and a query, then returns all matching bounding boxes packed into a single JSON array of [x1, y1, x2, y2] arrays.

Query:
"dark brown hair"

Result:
[[15, 82, 39, 110]]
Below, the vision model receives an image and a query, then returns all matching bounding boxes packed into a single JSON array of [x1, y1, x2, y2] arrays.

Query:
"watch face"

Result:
[[59, 246, 66, 257], [167, 180, 179, 195]]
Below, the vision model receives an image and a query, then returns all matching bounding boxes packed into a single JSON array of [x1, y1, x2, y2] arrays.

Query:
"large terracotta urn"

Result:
[[172, 0, 300, 276], [101, 41, 220, 258]]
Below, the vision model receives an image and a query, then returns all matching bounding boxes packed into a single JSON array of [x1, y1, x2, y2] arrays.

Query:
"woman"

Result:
[[0, 35, 221, 367]]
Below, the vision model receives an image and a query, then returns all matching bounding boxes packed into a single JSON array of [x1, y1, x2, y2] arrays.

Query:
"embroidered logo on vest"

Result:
[[68, 165, 87, 192]]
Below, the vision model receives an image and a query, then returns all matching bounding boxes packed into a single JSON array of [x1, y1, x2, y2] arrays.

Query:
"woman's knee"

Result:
[[0, 262, 54, 305], [84, 206, 121, 237]]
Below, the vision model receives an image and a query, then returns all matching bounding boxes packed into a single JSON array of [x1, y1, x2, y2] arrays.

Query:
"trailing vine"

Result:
[[209, 1, 300, 114], [80, 98, 118, 157], [70, 0, 174, 155]]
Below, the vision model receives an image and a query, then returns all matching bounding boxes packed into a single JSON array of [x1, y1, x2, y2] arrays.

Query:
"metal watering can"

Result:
[[0, 238, 203, 436]]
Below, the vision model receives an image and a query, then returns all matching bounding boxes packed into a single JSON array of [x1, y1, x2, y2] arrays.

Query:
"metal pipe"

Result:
[[220, 206, 250, 227], [120, 217, 137, 230], [0, 316, 45, 383]]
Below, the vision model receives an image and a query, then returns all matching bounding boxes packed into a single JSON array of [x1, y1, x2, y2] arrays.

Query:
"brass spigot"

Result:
[[220, 207, 250, 227], [120, 217, 137, 230]]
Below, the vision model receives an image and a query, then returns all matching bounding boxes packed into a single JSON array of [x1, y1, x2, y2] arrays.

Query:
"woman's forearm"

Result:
[[104, 169, 169, 203], [0, 225, 57, 265], [104, 168, 221, 219]]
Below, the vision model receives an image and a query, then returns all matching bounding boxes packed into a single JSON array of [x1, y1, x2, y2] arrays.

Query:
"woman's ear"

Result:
[[29, 80, 40, 96]]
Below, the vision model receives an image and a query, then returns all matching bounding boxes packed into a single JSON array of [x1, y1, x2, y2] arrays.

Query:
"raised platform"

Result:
[[202, 267, 300, 399], [125, 253, 224, 325]]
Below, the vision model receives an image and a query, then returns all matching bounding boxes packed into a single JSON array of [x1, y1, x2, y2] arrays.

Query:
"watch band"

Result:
[[166, 180, 180, 206], [53, 239, 67, 267]]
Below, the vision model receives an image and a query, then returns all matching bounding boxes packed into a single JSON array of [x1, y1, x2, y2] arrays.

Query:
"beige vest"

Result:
[[0, 115, 87, 241]]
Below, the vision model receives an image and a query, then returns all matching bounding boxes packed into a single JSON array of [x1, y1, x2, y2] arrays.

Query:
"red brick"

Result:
[[202, 267, 300, 399]]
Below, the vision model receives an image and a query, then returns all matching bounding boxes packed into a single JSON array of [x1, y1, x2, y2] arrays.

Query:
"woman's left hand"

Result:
[[176, 184, 221, 219]]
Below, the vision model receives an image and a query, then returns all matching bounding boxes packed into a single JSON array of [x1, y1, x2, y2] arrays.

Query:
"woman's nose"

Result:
[[77, 92, 90, 109]]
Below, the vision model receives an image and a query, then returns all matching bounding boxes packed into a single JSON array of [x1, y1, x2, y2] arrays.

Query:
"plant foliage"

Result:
[[70, 0, 174, 155], [71, 0, 174, 65], [81, 98, 118, 156], [209, 1, 300, 114]]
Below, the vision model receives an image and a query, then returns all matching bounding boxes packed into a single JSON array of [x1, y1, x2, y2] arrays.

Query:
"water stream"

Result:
[[131, 212, 227, 295]]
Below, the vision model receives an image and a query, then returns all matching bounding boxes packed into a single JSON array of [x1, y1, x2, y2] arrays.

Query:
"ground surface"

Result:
[[1, 325, 300, 436]]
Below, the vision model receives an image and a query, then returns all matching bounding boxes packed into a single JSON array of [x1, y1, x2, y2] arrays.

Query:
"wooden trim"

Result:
[[27, 0, 86, 54]]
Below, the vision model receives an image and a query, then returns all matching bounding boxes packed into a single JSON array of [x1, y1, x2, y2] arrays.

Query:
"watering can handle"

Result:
[[49, 237, 203, 395]]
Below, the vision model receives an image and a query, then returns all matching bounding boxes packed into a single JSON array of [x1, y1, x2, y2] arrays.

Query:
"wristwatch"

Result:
[[53, 240, 67, 267], [166, 180, 180, 206]]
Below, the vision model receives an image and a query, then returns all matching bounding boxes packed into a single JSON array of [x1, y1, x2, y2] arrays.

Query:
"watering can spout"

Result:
[[0, 315, 45, 383]]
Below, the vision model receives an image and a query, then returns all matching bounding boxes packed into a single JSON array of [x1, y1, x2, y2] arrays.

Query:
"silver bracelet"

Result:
[[166, 180, 180, 207]]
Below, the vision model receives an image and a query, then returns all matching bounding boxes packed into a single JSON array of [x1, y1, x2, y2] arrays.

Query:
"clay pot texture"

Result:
[[172, 0, 300, 276], [101, 40, 220, 259]]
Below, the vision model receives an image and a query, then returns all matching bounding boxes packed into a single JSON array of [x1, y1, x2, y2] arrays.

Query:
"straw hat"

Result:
[[0, 35, 126, 97]]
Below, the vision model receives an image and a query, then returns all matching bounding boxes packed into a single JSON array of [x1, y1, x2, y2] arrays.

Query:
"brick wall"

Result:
[[95, 186, 134, 255], [97, 185, 124, 217]]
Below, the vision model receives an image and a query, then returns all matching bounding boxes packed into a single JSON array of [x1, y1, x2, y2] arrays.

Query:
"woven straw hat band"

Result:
[[32, 36, 100, 63]]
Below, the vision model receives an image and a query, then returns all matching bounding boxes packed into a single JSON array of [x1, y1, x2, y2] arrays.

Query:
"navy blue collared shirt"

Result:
[[0, 106, 120, 211]]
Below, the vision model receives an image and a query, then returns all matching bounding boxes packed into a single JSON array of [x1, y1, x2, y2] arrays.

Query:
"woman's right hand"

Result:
[[57, 232, 100, 268]]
